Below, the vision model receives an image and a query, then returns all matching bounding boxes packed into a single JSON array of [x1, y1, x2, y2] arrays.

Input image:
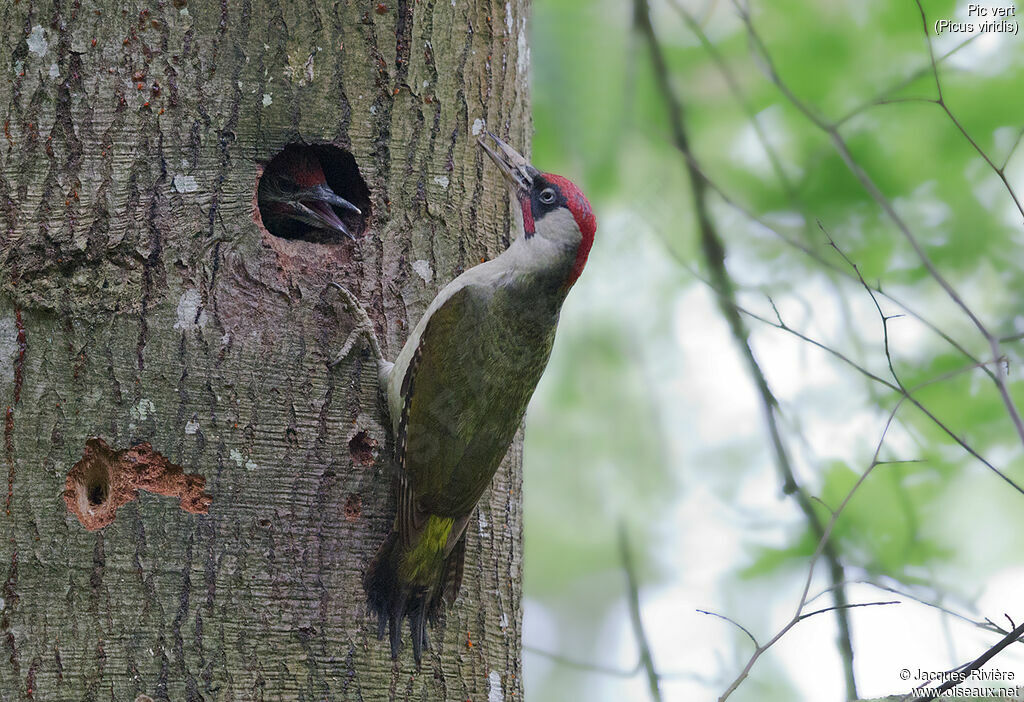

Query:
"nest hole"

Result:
[[257, 143, 371, 243]]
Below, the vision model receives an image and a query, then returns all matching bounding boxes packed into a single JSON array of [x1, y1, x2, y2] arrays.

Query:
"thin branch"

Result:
[[909, 619, 1024, 702], [1001, 126, 1024, 171], [809, 577, 1024, 641], [716, 399, 904, 701], [666, 0, 795, 197], [818, 223, 1024, 497], [678, 249, 1024, 497], [750, 291, 1023, 494], [835, 34, 981, 127], [796, 600, 900, 622], [525, 645, 711, 684], [697, 0, 720, 27], [716, 349, 1010, 700], [913, 0, 1024, 221], [646, 10, 996, 392], [619, 525, 663, 702], [671, 144, 998, 388], [696, 609, 760, 649], [859, 582, 997, 633], [794, 404, 905, 618], [523, 646, 640, 678]]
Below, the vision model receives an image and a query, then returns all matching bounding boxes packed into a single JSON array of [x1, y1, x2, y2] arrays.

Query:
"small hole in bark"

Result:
[[86, 480, 108, 506], [79, 456, 112, 509], [257, 143, 371, 243], [344, 493, 362, 521], [348, 431, 377, 465]]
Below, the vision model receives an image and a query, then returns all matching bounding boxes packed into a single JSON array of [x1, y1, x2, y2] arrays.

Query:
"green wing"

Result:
[[395, 285, 484, 551], [395, 277, 551, 552]]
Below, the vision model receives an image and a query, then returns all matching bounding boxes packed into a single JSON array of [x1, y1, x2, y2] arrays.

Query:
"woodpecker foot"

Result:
[[328, 282, 384, 366]]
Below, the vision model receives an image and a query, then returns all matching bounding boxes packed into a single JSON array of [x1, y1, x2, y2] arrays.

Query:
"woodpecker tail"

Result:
[[363, 529, 468, 664]]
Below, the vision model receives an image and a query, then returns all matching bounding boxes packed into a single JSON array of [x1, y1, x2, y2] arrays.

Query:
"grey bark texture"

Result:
[[0, 0, 531, 699]]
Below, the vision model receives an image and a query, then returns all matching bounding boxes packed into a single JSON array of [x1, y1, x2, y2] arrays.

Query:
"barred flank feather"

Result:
[[439, 531, 467, 608]]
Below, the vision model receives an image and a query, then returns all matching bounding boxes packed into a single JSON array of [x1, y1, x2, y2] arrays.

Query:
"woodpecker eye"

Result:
[[539, 188, 556, 204]]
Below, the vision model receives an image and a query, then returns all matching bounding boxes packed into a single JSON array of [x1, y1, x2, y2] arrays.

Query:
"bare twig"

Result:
[[666, 0, 795, 197], [619, 525, 663, 702], [1001, 126, 1024, 171], [677, 248, 1024, 497], [717, 400, 905, 701], [714, 350, 1011, 701], [740, 296, 1024, 495], [818, 223, 1024, 496], [797, 600, 900, 622], [696, 609, 760, 649], [662, 140, 999, 388], [524, 645, 640, 678], [525, 644, 710, 684], [908, 619, 1024, 701], [835, 34, 981, 127], [912, 0, 1024, 221]]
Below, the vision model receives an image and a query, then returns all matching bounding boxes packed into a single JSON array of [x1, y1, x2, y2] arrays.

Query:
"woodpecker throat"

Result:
[[357, 131, 597, 663]]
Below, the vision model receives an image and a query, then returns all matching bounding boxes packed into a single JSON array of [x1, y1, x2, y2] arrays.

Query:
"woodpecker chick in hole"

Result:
[[259, 147, 361, 240]]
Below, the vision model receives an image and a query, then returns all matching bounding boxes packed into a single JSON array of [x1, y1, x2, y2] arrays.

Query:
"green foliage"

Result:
[[818, 460, 951, 575], [740, 528, 820, 579]]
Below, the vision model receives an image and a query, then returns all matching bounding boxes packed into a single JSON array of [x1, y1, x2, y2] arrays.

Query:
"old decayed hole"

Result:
[[256, 143, 371, 242], [64, 438, 212, 531]]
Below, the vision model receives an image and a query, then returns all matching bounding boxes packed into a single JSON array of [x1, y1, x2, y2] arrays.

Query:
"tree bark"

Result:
[[0, 0, 530, 699]]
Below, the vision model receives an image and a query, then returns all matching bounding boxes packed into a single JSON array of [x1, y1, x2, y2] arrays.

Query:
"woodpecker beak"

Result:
[[478, 131, 538, 196], [264, 180, 362, 239], [300, 182, 362, 239]]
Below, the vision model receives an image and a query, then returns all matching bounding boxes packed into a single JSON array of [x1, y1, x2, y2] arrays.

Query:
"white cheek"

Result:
[[535, 208, 582, 247]]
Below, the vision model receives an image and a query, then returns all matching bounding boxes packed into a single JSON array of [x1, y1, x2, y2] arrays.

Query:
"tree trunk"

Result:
[[0, 0, 530, 699]]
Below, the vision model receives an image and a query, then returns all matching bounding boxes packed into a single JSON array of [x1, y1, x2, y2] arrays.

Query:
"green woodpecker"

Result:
[[334, 132, 596, 663]]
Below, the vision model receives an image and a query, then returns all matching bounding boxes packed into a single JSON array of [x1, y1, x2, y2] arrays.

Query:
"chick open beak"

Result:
[[478, 131, 538, 196], [292, 183, 362, 239]]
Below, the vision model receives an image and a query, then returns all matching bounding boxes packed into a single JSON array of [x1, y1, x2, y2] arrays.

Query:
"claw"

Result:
[[327, 282, 384, 365]]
